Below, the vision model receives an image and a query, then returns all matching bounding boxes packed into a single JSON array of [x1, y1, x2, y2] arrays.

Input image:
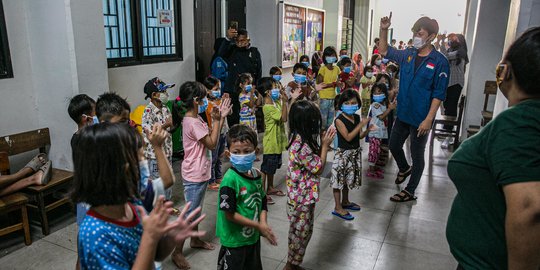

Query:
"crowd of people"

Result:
[[3, 11, 539, 270]]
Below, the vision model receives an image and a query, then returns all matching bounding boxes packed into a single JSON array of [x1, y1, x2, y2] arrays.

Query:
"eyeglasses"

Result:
[[495, 63, 507, 84]]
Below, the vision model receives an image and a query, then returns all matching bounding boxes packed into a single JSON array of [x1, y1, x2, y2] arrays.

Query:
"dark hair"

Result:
[[299, 55, 310, 63], [338, 89, 362, 109], [412, 16, 439, 35], [340, 57, 352, 66], [364, 65, 374, 75], [68, 94, 95, 124], [371, 83, 390, 104], [370, 54, 381, 66], [257, 77, 277, 96], [311, 52, 321, 68], [386, 63, 399, 74], [391, 39, 396, 43], [339, 49, 348, 55], [95, 92, 131, 119], [227, 124, 258, 148], [202, 76, 220, 90], [374, 38, 380, 43], [449, 33, 469, 66], [293, 63, 307, 73], [334, 94, 341, 111], [269, 66, 282, 75], [172, 81, 208, 127], [143, 77, 160, 100], [376, 73, 392, 90], [236, 73, 253, 93], [237, 28, 248, 37], [288, 100, 322, 153], [322, 46, 338, 65], [504, 27, 540, 96], [72, 122, 140, 206]]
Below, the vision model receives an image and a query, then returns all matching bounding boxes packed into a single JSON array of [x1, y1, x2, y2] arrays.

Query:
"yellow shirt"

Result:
[[318, 65, 341, 99]]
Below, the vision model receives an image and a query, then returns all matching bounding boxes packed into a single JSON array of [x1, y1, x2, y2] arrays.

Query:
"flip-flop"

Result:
[[332, 210, 354, 221], [395, 166, 412, 184], [24, 153, 48, 172], [342, 203, 361, 211], [39, 160, 52, 185], [267, 189, 286, 196], [266, 195, 275, 205], [390, 190, 417, 202]]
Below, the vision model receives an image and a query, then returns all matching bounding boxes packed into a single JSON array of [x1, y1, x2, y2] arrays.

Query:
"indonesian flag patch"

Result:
[[240, 187, 247, 195], [426, 62, 435, 70]]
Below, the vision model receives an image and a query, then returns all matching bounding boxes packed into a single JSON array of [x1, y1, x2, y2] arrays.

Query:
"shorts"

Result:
[[261, 154, 282, 175], [217, 240, 262, 270], [183, 179, 209, 219]]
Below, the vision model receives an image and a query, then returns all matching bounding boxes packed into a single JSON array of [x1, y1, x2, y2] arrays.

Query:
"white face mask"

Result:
[[413, 37, 426, 49], [366, 72, 374, 78], [158, 92, 169, 104]]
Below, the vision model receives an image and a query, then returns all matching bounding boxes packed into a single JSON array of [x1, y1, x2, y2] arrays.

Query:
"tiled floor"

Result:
[[0, 139, 458, 270]]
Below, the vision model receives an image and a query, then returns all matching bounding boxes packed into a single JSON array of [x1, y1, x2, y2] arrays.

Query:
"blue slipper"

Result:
[[332, 210, 355, 221], [342, 203, 361, 211]]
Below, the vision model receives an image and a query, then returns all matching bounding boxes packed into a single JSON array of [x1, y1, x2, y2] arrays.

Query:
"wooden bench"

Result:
[[0, 128, 74, 235], [481, 81, 497, 126], [0, 152, 31, 245]]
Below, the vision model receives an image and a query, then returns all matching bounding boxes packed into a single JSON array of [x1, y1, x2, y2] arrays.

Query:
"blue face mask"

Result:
[[245, 84, 253, 92], [341, 104, 359, 115], [301, 61, 310, 68], [294, 74, 307, 84], [326, 56, 337, 64], [382, 58, 390, 64], [343, 66, 352, 73], [92, 116, 99, 124], [139, 160, 150, 191], [373, 94, 386, 103], [272, 75, 282, 81], [270, 88, 280, 101], [340, 55, 349, 60], [230, 152, 257, 173], [198, 98, 208, 114], [212, 89, 221, 98]]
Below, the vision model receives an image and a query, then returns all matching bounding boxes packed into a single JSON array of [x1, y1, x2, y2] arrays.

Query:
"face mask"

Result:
[[270, 88, 280, 101], [366, 72, 373, 78], [375, 60, 382, 66], [272, 75, 282, 81], [92, 116, 99, 124], [341, 104, 359, 115], [343, 66, 352, 73], [198, 98, 208, 114], [382, 58, 389, 64], [326, 56, 337, 64], [294, 74, 307, 84], [139, 160, 150, 190], [340, 55, 349, 60], [212, 90, 221, 98], [244, 84, 253, 92], [301, 61, 310, 68], [413, 36, 426, 49], [373, 94, 386, 103], [158, 92, 169, 104], [230, 152, 256, 173]]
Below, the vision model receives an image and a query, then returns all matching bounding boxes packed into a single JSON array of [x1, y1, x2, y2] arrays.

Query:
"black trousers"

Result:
[[443, 84, 463, 130], [217, 240, 262, 270]]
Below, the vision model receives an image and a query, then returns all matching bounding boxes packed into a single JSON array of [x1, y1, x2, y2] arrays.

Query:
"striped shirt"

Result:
[[440, 46, 466, 88]]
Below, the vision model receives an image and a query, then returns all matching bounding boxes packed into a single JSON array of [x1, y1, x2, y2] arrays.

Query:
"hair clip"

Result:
[[176, 96, 181, 101]]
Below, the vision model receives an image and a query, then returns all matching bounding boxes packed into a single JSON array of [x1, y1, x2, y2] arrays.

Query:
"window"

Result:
[[103, 0, 182, 67], [0, 1, 13, 79]]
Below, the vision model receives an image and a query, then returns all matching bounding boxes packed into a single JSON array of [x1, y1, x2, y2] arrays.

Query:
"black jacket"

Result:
[[217, 39, 262, 94]]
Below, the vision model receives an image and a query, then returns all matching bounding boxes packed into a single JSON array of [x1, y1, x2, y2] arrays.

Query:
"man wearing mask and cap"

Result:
[[378, 13, 450, 203]]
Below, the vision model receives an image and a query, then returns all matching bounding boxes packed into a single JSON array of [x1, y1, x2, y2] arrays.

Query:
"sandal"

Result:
[[38, 160, 52, 185], [366, 171, 384, 179], [207, 182, 220, 191], [266, 195, 275, 205], [24, 153, 48, 172], [390, 190, 417, 202], [332, 210, 355, 221], [342, 202, 361, 211], [267, 189, 286, 197], [395, 166, 412, 184]]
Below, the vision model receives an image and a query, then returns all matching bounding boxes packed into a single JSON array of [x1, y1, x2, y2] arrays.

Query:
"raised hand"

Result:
[[380, 12, 392, 30], [137, 196, 176, 241], [145, 123, 168, 148], [280, 89, 288, 103], [361, 117, 371, 127], [168, 202, 207, 243], [388, 99, 397, 110], [290, 87, 303, 101], [226, 28, 238, 40], [211, 106, 221, 120], [323, 126, 337, 147], [219, 97, 232, 118]]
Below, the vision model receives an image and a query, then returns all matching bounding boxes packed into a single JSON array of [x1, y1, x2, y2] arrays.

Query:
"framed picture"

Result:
[[157, 9, 173, 27], [282, 4, 306, 68]]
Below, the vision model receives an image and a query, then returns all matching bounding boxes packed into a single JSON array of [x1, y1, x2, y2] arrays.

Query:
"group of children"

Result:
[[66, 44, 400, 270]]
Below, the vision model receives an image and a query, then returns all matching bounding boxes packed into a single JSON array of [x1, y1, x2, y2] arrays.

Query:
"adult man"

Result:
[[217, 28, 262, 126], [378, 13, 450, 202]]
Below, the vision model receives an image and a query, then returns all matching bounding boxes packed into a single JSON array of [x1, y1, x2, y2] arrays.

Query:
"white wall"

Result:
[[352, 0, 371, 59], [107, 0, 196, 109], [324, 0, 343, 49]]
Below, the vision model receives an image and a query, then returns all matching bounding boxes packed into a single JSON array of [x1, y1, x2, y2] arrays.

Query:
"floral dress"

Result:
[[239, 93, 257, 131]]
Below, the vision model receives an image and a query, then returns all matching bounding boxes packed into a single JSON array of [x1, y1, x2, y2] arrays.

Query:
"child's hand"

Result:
[[361, 117, 370, 127], [211, 107, 221, 120], [323, 126, 337, 147], [280, 89, 288, 103], [290, 87, 303, 101], [388, 98, 397, 110], [259, 223, 278, 246], [137, 196, 175, 241], [315, 83, 325, 92], [145, 124, 168, 148], [168, 202, 207, 244], [219, 97, 232, 118], [164, 116, 173, 129], [369, 124, 379, 131], [222, 93, 230, 99]]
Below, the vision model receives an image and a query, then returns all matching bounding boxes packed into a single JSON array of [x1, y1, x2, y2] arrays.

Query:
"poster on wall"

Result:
[[305, 9, 324, 60], [282, 4, 306, 68], [157, 9, 173, 27]]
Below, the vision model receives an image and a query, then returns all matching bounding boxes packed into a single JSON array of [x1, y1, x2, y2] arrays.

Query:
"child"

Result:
[[142, 77, 175, 199], [285, 100, 336, 270], [237, 73, 258, 131], [370, 53, 386, 75], [299, 54, 314, 83], [375, 73, 395, 163], [367, 83, 396, 178], [202, 76, 229, 191], [316, 46, 341, 130], [171, 81, 232, 269], [338, 57, 356, 89], [286, 63, 317, 103], [269, 66, 284, 90], [73, 122, 205, 269], [216, 124, 278, 270], [330, 89, 370, 220], [359, 66, 376, 118], [259, 77, 288, 205], [95, 92, 131, 123]]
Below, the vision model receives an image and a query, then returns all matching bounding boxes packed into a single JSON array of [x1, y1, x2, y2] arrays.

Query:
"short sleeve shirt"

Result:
[[385, 46, 450, 127], [182, 116, 212, 182], [446, 99, 540, 269], [286, 135, 323, 206], [318, 65, 341, 99], [262, 102, 287, 154], [368, 102, 388, 139], [142, 102, 173, 159], [359, 76, 376, 99]]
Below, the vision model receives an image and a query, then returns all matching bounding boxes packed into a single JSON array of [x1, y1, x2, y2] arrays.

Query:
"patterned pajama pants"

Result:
[[368, 137, 382, 166], [287, 203, 316, 265]]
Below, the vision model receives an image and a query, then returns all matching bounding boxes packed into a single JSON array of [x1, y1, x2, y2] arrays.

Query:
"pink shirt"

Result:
[[181, 116, 211, 182]]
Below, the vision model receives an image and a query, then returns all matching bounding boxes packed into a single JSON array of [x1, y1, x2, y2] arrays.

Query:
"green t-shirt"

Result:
[[446, 99, 540, 269], [216, 168, 266, 248], [262, 102, 287, 154]]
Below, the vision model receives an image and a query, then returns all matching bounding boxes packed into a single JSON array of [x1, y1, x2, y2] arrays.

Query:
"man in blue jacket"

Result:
[[378, 13, 450, 202]]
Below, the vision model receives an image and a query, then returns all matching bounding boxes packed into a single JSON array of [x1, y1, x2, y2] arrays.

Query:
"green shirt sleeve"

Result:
[[263, 104, 282, 122]]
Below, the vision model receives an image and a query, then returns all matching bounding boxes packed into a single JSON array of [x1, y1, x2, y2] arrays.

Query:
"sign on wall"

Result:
[[157, 9, 173, 27]]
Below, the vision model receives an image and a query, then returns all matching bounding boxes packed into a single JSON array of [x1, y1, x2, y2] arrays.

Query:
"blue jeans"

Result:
[[210, 134, 227, 184], [389, 118, 429, 195], [319, 99, 335, 130], [183, 179, 208, 218], [148, 157, 172, 200]]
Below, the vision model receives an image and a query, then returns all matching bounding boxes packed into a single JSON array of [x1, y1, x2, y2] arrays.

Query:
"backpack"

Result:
[[211, 56, 229, 81]]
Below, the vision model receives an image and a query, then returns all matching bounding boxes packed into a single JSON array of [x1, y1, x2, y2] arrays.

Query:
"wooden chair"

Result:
[[0, 151, 32, 245], [481, 81, 498, 126], [0, 128, 73, 235], [429, 95, 466, 161]]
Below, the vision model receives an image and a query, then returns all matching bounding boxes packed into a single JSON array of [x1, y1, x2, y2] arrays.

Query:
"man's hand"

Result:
[[417, 118, 432, 137], [380, 12, 392, 30], [226, 28, 237, 40]]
